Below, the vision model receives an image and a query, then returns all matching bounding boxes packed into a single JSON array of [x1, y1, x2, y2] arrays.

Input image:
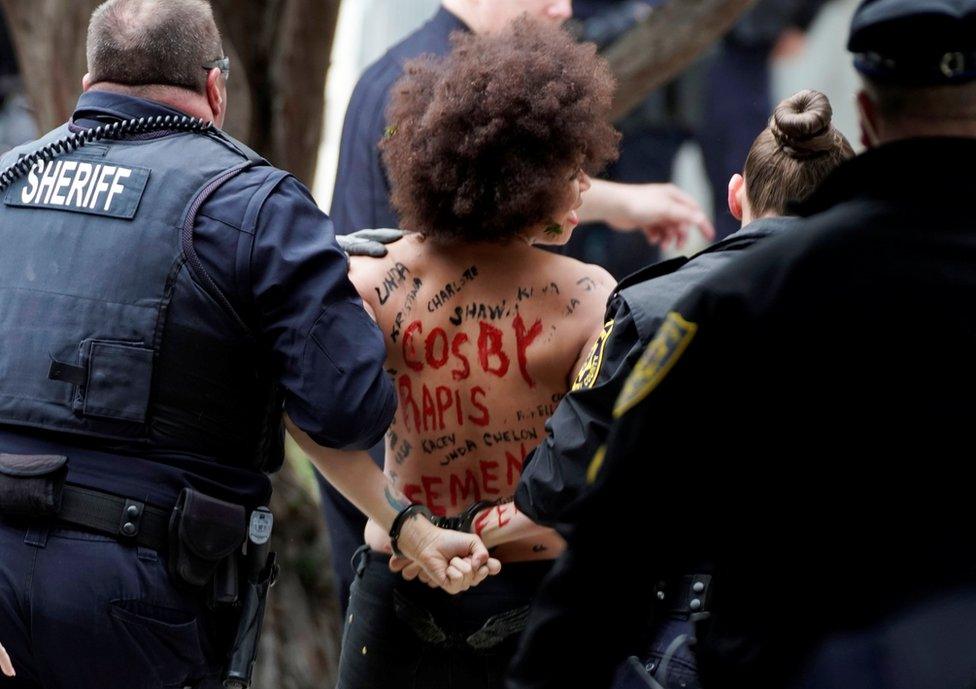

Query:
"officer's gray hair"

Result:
[[87, 0, 223, 93]]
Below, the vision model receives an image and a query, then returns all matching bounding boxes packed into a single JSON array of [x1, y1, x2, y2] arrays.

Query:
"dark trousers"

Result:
[[611, 616, 701, 689], [314, 439, 385, 614], [0, 520, 223, 689], [337, 547, 552, 689]]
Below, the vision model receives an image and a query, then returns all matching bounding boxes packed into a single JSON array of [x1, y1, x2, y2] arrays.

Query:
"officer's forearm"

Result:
[[285, 415, 404, 531], [472, 501, 553, 550]]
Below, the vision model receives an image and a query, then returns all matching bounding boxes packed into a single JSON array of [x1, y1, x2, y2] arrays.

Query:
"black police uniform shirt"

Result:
[[507, 138, 976, 689], [515, 215, 796, 532], [330, 6, 467, 235], [0, 91, 396, 510]]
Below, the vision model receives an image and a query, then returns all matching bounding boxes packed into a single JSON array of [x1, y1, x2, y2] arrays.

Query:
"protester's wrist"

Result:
[[389, 504, 436, 558]]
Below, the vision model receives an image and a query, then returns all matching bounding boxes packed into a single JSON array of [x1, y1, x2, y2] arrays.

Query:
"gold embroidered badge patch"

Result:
[[572, 319, 615, 391], [613, 311, 697, 418]]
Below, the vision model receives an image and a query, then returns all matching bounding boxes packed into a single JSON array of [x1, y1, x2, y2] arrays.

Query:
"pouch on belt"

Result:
[[168, 487, 246, 588], [0, 453, 67, 516]]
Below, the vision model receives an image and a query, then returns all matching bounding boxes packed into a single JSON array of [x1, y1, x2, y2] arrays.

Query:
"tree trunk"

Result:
[[0, 0, 338, 186], [0, 2, 344, 687], [604, 0, 759, 120]]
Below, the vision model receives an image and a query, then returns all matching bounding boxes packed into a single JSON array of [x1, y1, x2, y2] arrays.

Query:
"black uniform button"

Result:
[[126, 504, 141, 518], [692, 581, 705, 594], [690, 598, 702, 611], [121, 521, 137, 536]]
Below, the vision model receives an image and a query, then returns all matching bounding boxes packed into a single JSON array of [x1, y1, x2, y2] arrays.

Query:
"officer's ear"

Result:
[[727, 173, 745, 221], [205, 67, 225, 128], [82, 73, 92, 92], [856, 89, 881, 149]]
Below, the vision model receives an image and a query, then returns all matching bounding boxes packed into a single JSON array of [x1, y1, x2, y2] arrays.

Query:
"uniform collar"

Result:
[[72, 90, 190, 128], [432, 5, 471, 34], [722, 215, 797, 243], [793, 137, 976, 217]]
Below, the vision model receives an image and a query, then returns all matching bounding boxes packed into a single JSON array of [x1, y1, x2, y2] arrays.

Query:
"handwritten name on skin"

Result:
[[428, 266, 478, 312], [374, 262, 411, 305]]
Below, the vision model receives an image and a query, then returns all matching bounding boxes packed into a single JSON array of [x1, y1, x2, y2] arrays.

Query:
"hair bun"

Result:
[[770, 89, 836, 159]]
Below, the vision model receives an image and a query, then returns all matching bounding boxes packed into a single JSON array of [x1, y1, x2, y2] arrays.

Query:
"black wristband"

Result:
[[389, 503, 435, 558]]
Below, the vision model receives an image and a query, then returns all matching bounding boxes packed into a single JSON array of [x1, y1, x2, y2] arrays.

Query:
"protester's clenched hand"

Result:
[[0, 641, 14, 677], [602, 183, 715, 249], [390, 551, 501, 589], [336, 228, 406, 258], [393, 517, 501, 594]]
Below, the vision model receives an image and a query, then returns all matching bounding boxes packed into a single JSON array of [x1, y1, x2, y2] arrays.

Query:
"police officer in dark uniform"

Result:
[[515, 216, 800, 689], [0, 1, 396, 686], [514, 85, 854, 688], [507, 1, 976, 687]]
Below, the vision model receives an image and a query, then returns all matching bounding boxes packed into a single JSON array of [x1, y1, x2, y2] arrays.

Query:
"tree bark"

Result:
[[604, 0, 759, 120], [0, 0, 339, 186]]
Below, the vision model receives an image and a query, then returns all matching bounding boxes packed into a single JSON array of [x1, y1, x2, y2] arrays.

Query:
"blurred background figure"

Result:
[[0, 7, 36, 155], [563, 0, 831, 278]]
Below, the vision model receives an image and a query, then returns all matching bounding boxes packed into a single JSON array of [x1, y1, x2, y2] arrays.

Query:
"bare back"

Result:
[[350, 234, 612, 561]]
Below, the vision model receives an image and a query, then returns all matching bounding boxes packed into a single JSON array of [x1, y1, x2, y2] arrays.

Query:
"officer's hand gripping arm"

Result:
[[336, 228, 405, 258]]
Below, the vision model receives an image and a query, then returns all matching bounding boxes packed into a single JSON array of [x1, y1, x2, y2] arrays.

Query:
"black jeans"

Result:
[[336, 547, 553, 689]]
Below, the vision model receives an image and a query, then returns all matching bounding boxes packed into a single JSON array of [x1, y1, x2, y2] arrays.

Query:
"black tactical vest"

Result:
[[0, 123, 284, 472]]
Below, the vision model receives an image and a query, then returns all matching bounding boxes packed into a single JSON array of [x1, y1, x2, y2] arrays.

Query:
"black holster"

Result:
[[224, 551, 278, 689]]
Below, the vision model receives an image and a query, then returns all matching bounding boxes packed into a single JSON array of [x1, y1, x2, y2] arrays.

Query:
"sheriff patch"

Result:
[[572, 319, 614, 391], [613, 311, 697, 418], [4, 156, 150, 219]]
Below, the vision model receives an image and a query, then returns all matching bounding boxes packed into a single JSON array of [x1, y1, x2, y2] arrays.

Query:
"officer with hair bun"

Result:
[[508, 1, 976, 688]]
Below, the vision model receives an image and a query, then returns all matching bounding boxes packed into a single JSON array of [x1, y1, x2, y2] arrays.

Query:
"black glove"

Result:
[[336, 228, 406, 258]]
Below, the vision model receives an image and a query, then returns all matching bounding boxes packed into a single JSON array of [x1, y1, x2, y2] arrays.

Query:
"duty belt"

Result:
[[654, 574, 713, 618], [57, 484, 171, 552]]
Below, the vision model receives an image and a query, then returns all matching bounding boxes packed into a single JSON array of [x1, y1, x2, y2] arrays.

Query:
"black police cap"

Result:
[[849, 0, 976, 84]]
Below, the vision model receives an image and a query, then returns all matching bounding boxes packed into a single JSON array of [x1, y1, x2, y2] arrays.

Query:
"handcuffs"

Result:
[[389, 500, 495, 557]]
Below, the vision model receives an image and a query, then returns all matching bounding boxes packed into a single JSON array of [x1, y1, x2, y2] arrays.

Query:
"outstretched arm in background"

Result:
[[581, 179, 715, 249]]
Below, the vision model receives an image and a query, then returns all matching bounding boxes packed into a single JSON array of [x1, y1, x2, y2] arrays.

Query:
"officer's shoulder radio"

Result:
[[0, 114, 213, 193]]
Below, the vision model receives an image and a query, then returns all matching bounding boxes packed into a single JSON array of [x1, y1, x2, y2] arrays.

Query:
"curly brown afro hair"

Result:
[[380, 18, 620, 244]]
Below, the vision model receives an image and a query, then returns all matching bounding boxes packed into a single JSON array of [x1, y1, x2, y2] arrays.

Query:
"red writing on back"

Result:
[[401, 317, 542, 385], [401, 443, 528, 516]]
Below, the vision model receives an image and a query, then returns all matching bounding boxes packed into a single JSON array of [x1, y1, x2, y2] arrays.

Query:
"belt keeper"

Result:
[[389, 503, 435, 558], [119, 498, 144, 538]]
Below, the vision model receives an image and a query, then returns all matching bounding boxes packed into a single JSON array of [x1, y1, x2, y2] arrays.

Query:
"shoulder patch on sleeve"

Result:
[[586, 445, 607, 484], [572, 319, 615, 391], [613, 311, 697, 418]]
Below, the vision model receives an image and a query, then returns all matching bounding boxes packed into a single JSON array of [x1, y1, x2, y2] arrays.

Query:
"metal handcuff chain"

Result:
[[0, 114, 214, 193]]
